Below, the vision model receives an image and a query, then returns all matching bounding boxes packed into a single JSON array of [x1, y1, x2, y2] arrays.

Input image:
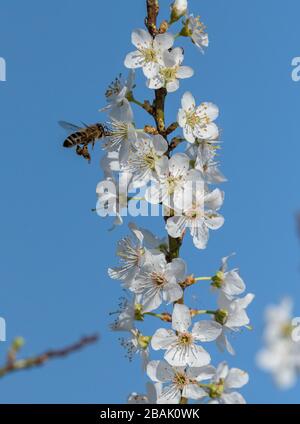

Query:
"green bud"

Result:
[[170, 0, 188, 24], [134, 304, 144, 321], [211, 271, 224, 289], [214, 309, 228, 325], [138, 335, 151, 350], [12, 337, 25, 351], [209, 380, 224, 399]]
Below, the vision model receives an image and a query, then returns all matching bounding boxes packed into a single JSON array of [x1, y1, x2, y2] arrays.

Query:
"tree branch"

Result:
[[0, 334, 99, 378], [145, 0, 159, 36]]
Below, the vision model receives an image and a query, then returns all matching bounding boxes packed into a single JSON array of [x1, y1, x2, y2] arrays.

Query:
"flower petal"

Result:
[[163, 283, 183, 304], [124, 51, 144, 69], [192, 320, 222, 342], [132, 29, 152, 49], [221, 392, 246, 405], [151, 328, 178, 350], [172, 303, 191, 332], [154, 33, 175, 51], [183, 384, 207, 400], [181, 91, 195, 111], [176, 66, 194, 79], [147, 360, 174, 383], [152, 134, 169, 155], [225, 368, 249, 389]]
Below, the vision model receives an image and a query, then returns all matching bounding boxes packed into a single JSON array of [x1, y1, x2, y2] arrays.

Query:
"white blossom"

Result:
[[128, 222, 167, 250], [206, 362, 249, 404], [104, 119, 138, 162], [187, 142, 226, 184], [213, 293, 255, 355], [108, 225, 146, 283], [166, 187, 224, 249], [96, 171, 131, 230], [120, 328, 150, 367], [100, 71, 135, 121], [125, 133, 168, 188], [129, 252, 185, 312], [145, 152, 199, 209], [147, 359, 215, 404], [211, 255, 246, 299], [171, 0, 188, 22], [151, 304, 221, 367], [256, 298, 300, 389], [125, 29, 174, 78], [110, 294, 138, 332], [178, 91, 219, 143], [147, 48, 194, 93], [186, 15, 209, 52]]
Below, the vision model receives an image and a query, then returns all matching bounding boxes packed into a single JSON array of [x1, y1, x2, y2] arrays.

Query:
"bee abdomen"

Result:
[[63, 132, 85, 148]]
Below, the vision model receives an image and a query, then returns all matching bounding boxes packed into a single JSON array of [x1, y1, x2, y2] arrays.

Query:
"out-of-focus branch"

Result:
[[0, 334, 99, 378]]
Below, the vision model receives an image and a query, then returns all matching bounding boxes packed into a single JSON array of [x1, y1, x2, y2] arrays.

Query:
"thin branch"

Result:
[[165, 122, 179, 136], [145, 0, 159, 36], [0, 334, 99, 378]]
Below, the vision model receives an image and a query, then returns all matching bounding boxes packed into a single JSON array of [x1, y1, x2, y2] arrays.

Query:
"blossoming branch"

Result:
[[63, 0, 255, 404]]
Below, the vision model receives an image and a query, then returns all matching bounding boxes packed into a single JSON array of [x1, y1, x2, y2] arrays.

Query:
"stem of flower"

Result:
[[194, 276, 212, 281], [144, 312, 172, 322], [192, 309, 216, 316], [128, 96, 154, 116]]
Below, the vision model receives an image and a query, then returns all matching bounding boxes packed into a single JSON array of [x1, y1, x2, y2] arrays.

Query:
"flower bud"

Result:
[[211, 271, 224, 289], [134, 304, 144, 321], [209, 380, 224, 399], [170, 0, 188, 23], [12, 337, 25, 351], [138, 335, 151, 350], [214, 309, 228, 325]]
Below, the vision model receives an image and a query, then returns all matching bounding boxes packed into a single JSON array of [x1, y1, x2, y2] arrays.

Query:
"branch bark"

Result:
[[0, 334, 99, 378], [145, 0, 159, 36]]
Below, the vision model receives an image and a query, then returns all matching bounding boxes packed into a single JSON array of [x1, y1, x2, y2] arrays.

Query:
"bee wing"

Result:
[[58, 121, 82, 132]]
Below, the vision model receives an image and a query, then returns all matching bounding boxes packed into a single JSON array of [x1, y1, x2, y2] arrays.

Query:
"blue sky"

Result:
[[0, 0, 300, 404]]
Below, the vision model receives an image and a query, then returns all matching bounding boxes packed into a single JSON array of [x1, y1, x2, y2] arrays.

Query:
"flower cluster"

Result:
[[95, 0, 253, 404], [257, 298, 300, 389]]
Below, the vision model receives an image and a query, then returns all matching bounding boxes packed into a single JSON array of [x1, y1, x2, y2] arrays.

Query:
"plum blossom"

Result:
[[166, 187, 224, 249], [170, 0, 188, 23], [108, 225, 146, 283], [125, 29, 174, 78], [147, 48, 194, 93], [187, 142, 226, 184], [147, 359, 215, 404], [256, 298, 300, 389], [125, 133, 168, 188], [128, 222, 167, 250], [129, 252, 185, 312], [211, 255, 246, 299], [100, 71, 135, 122], [213, 293, 255, 355], [178, 92, 219, 143], [120, 328, 150, 367], [185, 15, 209, 52], [110, 294, 142, 332], [103, 119, 138, 162], [96, 171, 131, 229], [206, 362, 249, 404], [151, 304, 221, 367], [145, 152, 198, 208]]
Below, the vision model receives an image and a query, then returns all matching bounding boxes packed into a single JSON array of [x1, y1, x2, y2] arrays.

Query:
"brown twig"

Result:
[[145, 0, 159, 36], [0, 334, 99, 378]]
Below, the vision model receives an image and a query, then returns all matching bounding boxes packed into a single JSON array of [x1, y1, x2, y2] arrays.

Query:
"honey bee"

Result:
[[59, 121, 107, 163]]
